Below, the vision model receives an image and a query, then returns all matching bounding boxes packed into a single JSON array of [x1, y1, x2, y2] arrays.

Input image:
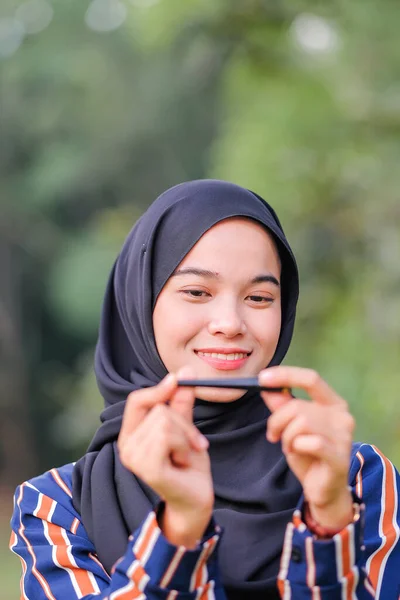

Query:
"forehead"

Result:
[[178, 217, 281, 272]]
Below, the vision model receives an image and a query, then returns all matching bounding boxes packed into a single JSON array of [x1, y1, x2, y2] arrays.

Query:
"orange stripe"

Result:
[[194, 537, 217, 589], [132, 561, 148, 596], [10, 530, 28, 600], [36, 492, 97, 597], [355, 451, 364, 499], [196, 545, 208, 589], [17, 485, 57, 600], [277, 579, 285, 597], [135, 517, 158, 561], [113, 587, 144, 600], [368, 447, 398, 590], [112, 589, 144, 600], [364, 578, 375, 596], [50, 469, 72, 498], [345, 568, 355, 600], [197, 581, 214, 599], [10, 531, 18, 547], [112, 563, 147, 599], [35, 495, 54, 521], [159, 546, 185, 588], [131, 561, 147, 582], [293, 510, 303, 529], [338, 525, 357, 599], [46, 522, 98, 596], [71, 518, 80, 535]]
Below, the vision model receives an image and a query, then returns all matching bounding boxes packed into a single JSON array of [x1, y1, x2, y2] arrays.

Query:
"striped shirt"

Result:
[[9, 443, 400, 599]]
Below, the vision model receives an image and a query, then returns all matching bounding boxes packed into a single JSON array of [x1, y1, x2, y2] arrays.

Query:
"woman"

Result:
[[10, 180, 400, 599]]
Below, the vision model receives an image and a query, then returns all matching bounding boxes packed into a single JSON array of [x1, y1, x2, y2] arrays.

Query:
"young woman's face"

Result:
[[153, 217, 282, 401]]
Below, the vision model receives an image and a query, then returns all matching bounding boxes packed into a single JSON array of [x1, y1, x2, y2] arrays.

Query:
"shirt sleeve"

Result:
[[278, 443, 400, 599], [9, 468, 226, 600]]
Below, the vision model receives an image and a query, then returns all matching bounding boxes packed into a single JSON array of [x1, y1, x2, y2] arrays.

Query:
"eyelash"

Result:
[[180, 290, 274, 304], [181, 289, 210, 298], [247, 295, 274, 304]]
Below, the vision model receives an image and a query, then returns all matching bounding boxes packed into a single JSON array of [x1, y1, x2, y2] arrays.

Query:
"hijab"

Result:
[[72, 179, 302, 599]]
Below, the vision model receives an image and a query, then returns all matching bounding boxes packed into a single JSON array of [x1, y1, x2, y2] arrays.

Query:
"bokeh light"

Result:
[[15, 0, 54, 35], [291, 13, 340, 55], [85, 0, 128, 32], [0, 18, 24, 58]]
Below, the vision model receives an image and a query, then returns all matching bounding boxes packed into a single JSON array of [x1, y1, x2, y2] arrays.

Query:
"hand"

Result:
[[117, 367, 214, 548], [259, 366, 355, 530]]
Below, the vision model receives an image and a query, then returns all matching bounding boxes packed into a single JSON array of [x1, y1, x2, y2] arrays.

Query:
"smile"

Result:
[[194, 349, 252, 371], [196, 351, 250, 361]]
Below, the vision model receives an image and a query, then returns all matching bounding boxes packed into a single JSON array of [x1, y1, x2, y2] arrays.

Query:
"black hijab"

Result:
[[73, 180, 302, 599]]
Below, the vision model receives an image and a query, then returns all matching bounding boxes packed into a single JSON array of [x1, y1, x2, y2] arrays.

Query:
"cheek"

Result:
[[249, 307, 281, 349], [153, 300, 203, 360]]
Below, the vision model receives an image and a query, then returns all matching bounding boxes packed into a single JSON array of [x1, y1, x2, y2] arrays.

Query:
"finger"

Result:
[[146, 412, 193, 468], [169, 408, 208, 452], [279, 413, 311, 454], [170, 449, 191, 468], [261, 388, 293, 413], [170, 366, 197, 424], [121, 405, 193, 472], [289, 434, 337, 461], [259, 366, 346, 406], [266, 399, 310, 442], [132, 402, 206, 458], [120, 373, 177, 439]]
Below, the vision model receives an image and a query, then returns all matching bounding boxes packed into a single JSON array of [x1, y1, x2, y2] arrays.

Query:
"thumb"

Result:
[[169, 366, 196, 423]]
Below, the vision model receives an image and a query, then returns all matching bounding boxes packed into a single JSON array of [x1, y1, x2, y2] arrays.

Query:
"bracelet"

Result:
[[303, 501, 361, 539]]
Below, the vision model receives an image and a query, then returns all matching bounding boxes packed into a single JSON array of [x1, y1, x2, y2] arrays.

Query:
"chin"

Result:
[[194, 387, 247, 403]]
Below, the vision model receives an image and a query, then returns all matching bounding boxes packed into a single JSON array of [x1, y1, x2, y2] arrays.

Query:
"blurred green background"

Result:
[[1, 0, 399, 596]]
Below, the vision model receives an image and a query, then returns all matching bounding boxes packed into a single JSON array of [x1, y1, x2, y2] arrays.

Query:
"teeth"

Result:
[[197, 351, 248, 360]]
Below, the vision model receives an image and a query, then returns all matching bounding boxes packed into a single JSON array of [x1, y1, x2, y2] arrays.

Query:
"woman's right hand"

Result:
[[117, 367, 214, 548]]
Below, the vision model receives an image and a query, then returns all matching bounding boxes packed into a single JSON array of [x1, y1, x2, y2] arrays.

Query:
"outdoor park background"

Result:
[[1, 0, 399, 596]]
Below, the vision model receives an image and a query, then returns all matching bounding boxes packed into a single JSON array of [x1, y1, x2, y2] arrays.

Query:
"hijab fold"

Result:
[[73, 180, 302, 599]]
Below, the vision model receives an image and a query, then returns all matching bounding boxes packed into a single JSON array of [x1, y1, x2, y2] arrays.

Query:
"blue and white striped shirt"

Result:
[[9, 443, 400, 599]]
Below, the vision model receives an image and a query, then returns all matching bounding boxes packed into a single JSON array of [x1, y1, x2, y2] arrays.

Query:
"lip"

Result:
[[194, 348, 252, 371], [195, 347, 252, 354]]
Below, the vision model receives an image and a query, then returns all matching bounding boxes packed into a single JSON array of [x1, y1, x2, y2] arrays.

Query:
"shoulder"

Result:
[[11, 463, 84, 536], [349, 442, 398, 483], [349, 442, 399, 507], [16, 463, 76, 508], [26, 462, 74, 495]]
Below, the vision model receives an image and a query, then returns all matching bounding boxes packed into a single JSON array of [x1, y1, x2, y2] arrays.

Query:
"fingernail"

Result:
[[259, 369, 273, 383]]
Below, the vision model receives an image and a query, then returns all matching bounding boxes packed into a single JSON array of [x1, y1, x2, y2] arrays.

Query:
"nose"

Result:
[[207, 297, 247, 337]]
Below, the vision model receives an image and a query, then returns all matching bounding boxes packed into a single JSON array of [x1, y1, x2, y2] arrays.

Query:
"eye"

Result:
[[246, 294, 274, 305], [180, 289, 210, 299]]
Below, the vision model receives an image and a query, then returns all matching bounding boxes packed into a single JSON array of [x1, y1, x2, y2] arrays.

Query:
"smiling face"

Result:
[[152, 217, 282, 401]]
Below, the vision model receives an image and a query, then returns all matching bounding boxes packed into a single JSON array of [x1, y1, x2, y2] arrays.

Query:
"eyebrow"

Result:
[[172, 268, 280, 287]]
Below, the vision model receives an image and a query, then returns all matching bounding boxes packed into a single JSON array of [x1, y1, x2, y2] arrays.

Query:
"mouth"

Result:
[[194, 349, 252, 371]]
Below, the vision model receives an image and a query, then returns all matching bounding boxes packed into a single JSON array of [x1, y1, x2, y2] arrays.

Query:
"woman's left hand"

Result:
[[259, 366, 355, 530]]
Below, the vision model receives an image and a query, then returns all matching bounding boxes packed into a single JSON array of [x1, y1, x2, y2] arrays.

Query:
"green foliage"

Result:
[[47, 207, 136, 337]]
